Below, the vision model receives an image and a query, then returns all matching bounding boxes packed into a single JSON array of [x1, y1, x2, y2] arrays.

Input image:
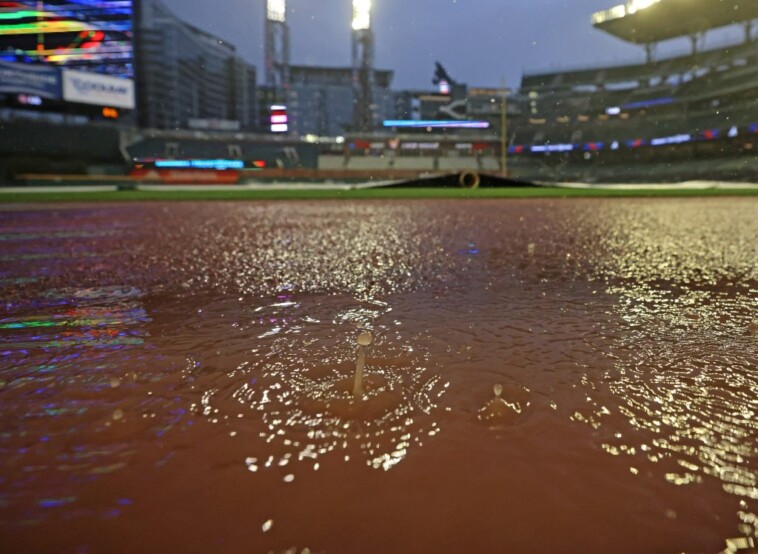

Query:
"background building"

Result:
[[286, 65, 394, 137], [136, 0, 257, 131]]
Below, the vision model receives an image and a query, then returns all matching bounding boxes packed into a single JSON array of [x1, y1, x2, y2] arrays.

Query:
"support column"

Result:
[[644, 43, 656, 64], [689, 32, 706, 57], [265, 0, 291, 90], [352, 1, 375, 132]]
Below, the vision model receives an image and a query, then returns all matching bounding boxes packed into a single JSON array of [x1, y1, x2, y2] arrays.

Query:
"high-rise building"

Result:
[[136, 0, 257, 131], [286, 65, 394, 137]]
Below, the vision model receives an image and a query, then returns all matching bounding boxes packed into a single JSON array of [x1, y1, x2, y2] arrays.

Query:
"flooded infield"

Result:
[[0, 198, 757, 553]]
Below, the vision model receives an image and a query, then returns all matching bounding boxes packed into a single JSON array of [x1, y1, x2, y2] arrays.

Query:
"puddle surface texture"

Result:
[[1, 199, 757, 553]]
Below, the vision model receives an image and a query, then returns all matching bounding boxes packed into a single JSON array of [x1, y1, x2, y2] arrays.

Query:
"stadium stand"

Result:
[[511, 0, 758, 165], [338, 2, 758, 182], [126, 132, 320, 170], [2, 0, 755, 184], [0, 119, 126, 177], [503, 28, 758, 181]]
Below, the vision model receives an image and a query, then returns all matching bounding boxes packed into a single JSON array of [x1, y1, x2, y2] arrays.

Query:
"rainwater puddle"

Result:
[[0, 199, 757, 553]]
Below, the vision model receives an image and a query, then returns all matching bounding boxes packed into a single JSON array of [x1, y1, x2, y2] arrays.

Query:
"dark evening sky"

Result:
[[162, 0, 742, 89]]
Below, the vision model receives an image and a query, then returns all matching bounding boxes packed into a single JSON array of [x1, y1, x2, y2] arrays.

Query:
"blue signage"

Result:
[[0, 60, 62, 100]]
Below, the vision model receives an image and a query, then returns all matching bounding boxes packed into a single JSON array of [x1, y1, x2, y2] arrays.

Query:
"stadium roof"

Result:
[[592, 0, 758, 44]]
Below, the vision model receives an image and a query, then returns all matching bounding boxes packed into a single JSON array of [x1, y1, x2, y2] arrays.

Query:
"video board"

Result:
[[0, 1, 134, 77]]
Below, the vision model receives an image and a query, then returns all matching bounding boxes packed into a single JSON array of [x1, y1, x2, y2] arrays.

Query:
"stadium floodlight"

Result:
[[267, 0, 286, 22], [627, 0, 659, 14], [592, 0, 660, 23], [352, 0, 372, 31], [626, 0, 659, 14]]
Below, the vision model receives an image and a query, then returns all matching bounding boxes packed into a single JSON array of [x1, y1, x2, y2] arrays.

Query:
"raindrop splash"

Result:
[[353, 330, 373, 398]]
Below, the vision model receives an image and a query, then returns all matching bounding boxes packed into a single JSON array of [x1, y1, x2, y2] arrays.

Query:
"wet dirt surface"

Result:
[[0, 199, 757, 553]]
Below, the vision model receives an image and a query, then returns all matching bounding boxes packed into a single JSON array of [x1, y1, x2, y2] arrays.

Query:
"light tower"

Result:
[[265, 0, 290, 89], [352, 0, 375, 131]]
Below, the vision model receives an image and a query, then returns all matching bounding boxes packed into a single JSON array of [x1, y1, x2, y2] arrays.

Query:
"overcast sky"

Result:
[[162, 0, 743, 90]]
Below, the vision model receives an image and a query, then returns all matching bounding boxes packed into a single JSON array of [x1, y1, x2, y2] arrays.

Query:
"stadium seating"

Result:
[[0, 118, 125, 175], [512, 38, 758, 151]]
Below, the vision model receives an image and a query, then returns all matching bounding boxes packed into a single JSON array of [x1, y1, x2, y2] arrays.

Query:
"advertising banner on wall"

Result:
[[62, 69, 135, 109], [0, 61, 62, 99]]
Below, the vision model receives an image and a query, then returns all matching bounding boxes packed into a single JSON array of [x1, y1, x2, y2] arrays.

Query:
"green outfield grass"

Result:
[[1, 186, 758, 203]]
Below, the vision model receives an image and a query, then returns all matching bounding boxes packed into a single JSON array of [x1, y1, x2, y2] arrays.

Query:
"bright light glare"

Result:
[[267, 0, 286, 22], [383, 120, 490, 129], [352, 0, 371, 31], [592, 0, 660, 24], [627, 0, 658, 14]]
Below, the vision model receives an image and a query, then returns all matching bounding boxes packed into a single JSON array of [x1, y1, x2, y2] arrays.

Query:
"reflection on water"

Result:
[[580, 204, 758, 544], [0, 199, 757, 553], [605, 287, 758, 532], [182, 295, 447, 474], [1, 285, 154, 525]]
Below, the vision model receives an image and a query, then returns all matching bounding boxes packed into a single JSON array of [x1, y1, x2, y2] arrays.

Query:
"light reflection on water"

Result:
[[577, 203, 758, 542], [0, 285, 158, 525], [136, 291, 448, 487], [0, 199, 757, 553]]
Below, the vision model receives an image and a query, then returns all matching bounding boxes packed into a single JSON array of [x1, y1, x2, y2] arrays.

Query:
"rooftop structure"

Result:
[[593, 0, 758, 46]]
